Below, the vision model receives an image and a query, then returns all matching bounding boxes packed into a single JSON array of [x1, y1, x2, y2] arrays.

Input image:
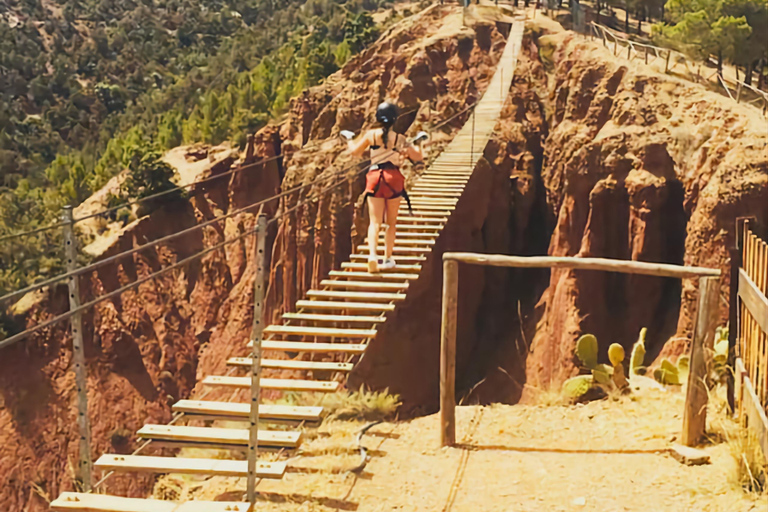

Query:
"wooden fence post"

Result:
[[682, 276, 722, 446], [247, 213, 268, 506], [440, 258, 459, 447], [665, 50, 671, 73], [62, 206, 93, 492]]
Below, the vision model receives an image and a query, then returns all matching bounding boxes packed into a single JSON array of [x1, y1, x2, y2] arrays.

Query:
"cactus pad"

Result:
[[592, 364, 613, 384], [576, 334, 599, 369], [630, 329, 647, 376], [562, 375, 593, 398], [653, 358, 680, 385], [608, 343, 625, 366]]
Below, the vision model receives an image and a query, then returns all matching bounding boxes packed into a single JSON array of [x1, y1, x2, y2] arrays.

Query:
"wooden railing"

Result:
[[732, 219, 768, 458], [438, 253, 721, 447], [589, 23, 768, 115]]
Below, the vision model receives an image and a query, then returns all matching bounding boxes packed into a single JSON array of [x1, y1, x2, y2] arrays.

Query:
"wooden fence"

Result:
[[589, 23, 768, 116], [732, 219, 768, 458], [439, 253, 721, 447]]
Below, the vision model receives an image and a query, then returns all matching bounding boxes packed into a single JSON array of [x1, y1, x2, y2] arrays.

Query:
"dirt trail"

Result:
[[179, 389, 766, 511]]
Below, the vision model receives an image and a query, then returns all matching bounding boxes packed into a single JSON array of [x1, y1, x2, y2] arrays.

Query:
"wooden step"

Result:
[[330, 270, 418, 281], [408, 198, 459, 204], [264, 324, 376, 338], [173, 399, 323, 422], [228, 357, 354, 372], [408, 192, 462, 198], [251, 339, 367, 353], [307, 290, 407, 301], [395, 224, 443, 231], [412, 188, 464, 193], [341, 262, 421, 272], [283, 311, 387, 322], [137, 424, 301, 448], [321, 279, 408, 291], [403, 204, 455, 211], [203, 375, 340, 392], [401, 210, 453, 217], [51, 492, 251, 512], [94, 454, 286, 478], [295, 299, 396, 311], [395, 216, 445, 224], [370, 238, 434, 245], [374, 231, 439, 238], [356, 245, 429, 254], [350, 254, 426, 262]]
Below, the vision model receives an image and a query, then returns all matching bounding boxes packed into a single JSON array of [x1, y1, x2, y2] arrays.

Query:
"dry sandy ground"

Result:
[[166, 387, 766, 512]]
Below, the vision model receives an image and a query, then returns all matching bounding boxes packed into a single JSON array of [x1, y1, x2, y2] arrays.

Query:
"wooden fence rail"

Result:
[[733, 219, 768, 459], [589, 23, 768, 115], [439, 253, 721, 448]]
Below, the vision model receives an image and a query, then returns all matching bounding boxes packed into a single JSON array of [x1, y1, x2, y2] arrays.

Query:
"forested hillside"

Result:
[[0, 0, 390, 299]]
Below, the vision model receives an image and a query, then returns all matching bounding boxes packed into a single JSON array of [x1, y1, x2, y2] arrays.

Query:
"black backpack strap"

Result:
[[402, 189, 413, 215]]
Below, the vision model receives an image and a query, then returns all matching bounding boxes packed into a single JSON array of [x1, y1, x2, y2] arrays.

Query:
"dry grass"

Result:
[[707, 386, 768, 496], [270, 387, 401, 422]]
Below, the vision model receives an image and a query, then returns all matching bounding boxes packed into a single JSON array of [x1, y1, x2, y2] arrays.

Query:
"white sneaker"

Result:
[[380, 257, 396, 270], [367, 258, 379, 273]]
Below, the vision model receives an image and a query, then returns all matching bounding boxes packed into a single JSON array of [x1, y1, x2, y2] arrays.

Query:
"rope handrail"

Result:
[[0, 106, 424, 246], [0, 98, 481, 350], [0, 103, 472, 308]]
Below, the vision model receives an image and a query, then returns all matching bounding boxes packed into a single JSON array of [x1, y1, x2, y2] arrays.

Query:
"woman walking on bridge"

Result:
[[346, 102, 425, 273]]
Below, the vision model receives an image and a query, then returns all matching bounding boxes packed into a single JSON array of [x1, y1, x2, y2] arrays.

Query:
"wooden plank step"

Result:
[[251, 339, 368, 353], [408, 190, 464, 194], [321, 279, 408, 291], [416, 179, 468, 184], [407, 204, 456, 210], [228, 357, 354, 372], [356, 245, 429, 254], [306, 289, 407, 301], [329, 270, 418, 281], [342, 261, 421, 272], [408, 195, 459, 201], [350, 254, 426, 262], [50, 492, 252, 512], [408, 185, 464, 194], [371, 238, 435, 245], [295, 299, 396, 311], [137, 424, 301, 448], [409, 192, 462, 198], [264, 324, 376, 338], [203, 375, 340, 392], [374, 231, 439, 238], [283, 311, 388, 322], [395, 224, 443, 231], [173, 399, 323, 422], [94, 454, 286, 478], [395, 216, 445, 224], [400, 210, 452, 217]]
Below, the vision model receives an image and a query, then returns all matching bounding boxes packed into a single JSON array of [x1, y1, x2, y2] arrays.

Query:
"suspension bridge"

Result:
[[4, 15, 526, 512]]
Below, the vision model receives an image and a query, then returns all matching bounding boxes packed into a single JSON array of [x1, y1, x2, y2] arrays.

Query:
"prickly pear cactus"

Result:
[[653, 358, 681, 385], [562, 375, 594, 398], [630, 328, 647, 376], [713, 327, 729, 382], [612, 361, 628, 390], [576, 334, 598, 369], [592, 363, 613, 384], [608, 343, 625, 367]]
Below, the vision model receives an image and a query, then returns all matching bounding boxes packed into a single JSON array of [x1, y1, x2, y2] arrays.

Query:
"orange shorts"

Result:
[[364, 165, 405, 200]]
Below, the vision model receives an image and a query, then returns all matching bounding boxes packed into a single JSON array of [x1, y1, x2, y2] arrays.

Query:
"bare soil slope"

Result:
[[178, 388, 766, 511]]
